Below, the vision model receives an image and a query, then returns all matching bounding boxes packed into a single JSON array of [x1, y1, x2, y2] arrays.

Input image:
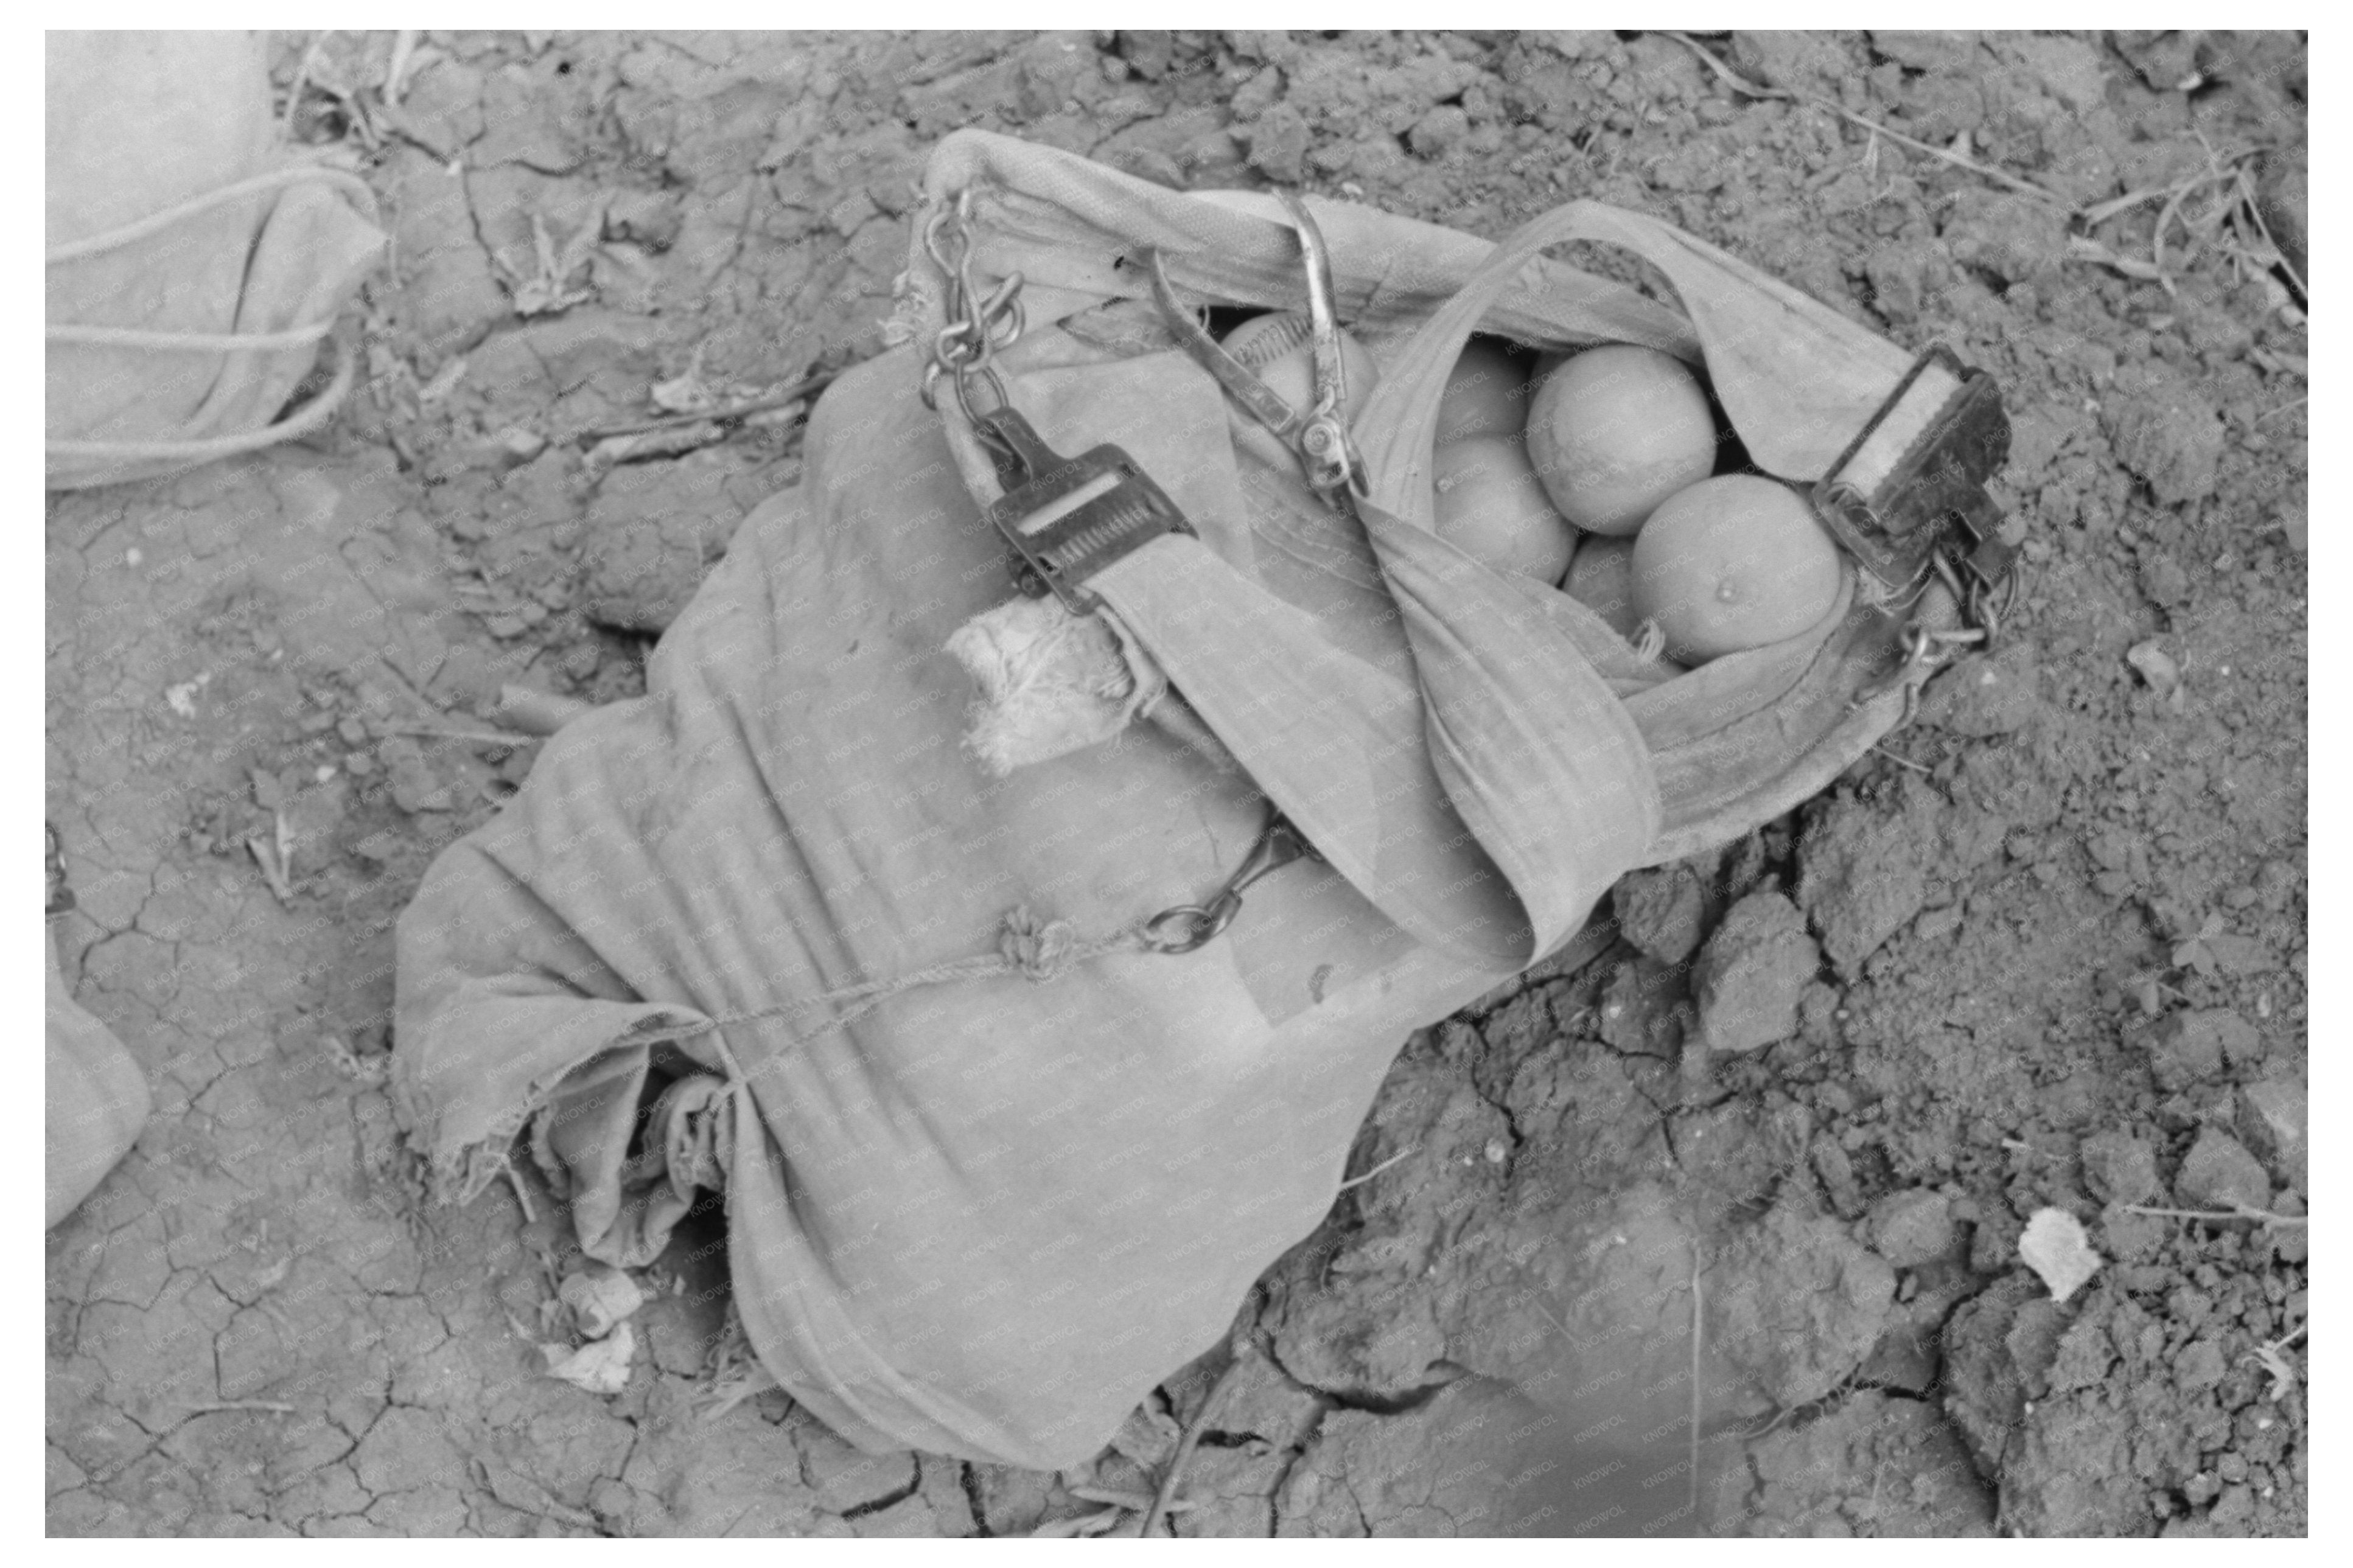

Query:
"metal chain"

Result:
[[918, 188, 1026, 430]]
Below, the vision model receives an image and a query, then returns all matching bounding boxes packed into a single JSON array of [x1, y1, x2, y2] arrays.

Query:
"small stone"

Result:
[[603, 188, 682, 251], [2103, 372, 2225, 507], [2079, 1129, 2159, 1207], [1866, 1188, 1956, 1268], [1231, 66, 1283, 121], [2175, 1127, 2270, 1213], [1611, 864, 1707, 964], [336, 716, 369, 746], [1918, 642, 2041, 736], [2138, 553, 2190, 607], [1939, 188, 2068, 287], [2234, 1080, 2307, 1191], [2175, 1339, 2227, 1392], [1243, 103, 1309, 183], [2146, 1011, 2254, 1092], [386, 756, 452, 814], [1729, 30, 1853, 94], [350, 832, 401, 866], [1407, 104, 1470, 159], [1693, 890, 1820, 1053], [2099, 1204, 2167, 1264], [2127, 640, 2181, 698], [492, 426, 547, 462]]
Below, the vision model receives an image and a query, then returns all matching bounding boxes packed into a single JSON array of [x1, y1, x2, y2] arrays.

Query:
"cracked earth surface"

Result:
[[49, 29, 2304, 1536]]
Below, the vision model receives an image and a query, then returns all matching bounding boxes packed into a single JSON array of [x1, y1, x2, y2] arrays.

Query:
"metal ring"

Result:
[[1139, 901, 1235, 955], [951, 362, 1011, 425]]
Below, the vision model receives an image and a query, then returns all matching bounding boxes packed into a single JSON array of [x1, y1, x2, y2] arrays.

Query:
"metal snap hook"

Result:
[[1138, 808, 1320, 956]]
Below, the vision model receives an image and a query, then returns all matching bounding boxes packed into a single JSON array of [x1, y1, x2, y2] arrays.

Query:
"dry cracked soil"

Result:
[[46, 29, 2307, 1538]]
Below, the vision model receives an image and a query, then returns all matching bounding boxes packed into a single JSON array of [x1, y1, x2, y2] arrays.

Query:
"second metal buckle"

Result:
[[1811, 343, 2014, 599]]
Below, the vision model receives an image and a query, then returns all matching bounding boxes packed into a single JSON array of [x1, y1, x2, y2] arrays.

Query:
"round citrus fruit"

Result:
[[1630, 475, 1844, 663], [1559, 534, 1641, 637], [1434, 337, 1529, 446], [1432, 434, 1579, 582], [1218, 311, 1379, 423], [1524, 344, 1719, 535]]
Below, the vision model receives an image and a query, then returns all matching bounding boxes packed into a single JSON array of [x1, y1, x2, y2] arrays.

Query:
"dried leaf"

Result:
[[2019, 1207, 2102, 1304], [558, 1264, 646, 1340], [1109, 1401, 1182, 1469], [540, 1319, 637, 1395]]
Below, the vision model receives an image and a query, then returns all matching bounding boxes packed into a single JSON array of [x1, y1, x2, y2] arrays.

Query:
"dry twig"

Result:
[[2120, 1200, 2307, 1228], [383, 723, 534, 748], [574, 369, 840, 443], [183, 1399, 297, 1416], [1139, 1345, 1251, 1538], [1663, 33, 2069, 206], [1030, 1507, 1124, 1538], [1686, 1240, 1705, 1524], [1337, 1145, 1418, 1192], [2243, 1323, 2307, 1402]]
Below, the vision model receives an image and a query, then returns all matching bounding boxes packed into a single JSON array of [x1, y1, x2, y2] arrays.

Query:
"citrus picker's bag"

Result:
[[393, 131, 2013, 1468], [46, 31, 385, 490]]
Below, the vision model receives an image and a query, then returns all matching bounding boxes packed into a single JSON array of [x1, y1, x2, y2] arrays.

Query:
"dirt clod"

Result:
[[1865, 1188, 1956, 1269], [2172, 1127, 2270, 1212], [2100, 368, 2226, 507], [1693, 890, 1819, 1054], [2079, 1129, 2161, 1207], [1612, 863, 1708, 964], [1711, 1197, 1893, 1410], [2232, 1080, 2306, 1191]]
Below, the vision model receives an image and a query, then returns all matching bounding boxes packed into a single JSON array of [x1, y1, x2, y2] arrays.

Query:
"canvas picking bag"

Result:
[[394, 130, 2013, 1468]]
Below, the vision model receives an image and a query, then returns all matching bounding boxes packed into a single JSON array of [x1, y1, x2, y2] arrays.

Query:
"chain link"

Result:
[[919, 189, 1026, 427]]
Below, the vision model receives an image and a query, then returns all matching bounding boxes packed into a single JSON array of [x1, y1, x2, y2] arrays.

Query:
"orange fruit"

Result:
[[1218, 311, 1379, 423], [1559, 534, 1641, 638], [1630, 475, 1844, 663], [1432, 435, 1579, 582], [1434, 338, 1529, 446], [1524, 344, 1719, 535]]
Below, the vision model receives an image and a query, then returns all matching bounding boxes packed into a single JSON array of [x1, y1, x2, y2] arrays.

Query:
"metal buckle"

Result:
[[1811, 343, 2013, 599], [975, 407, 1197, 615]]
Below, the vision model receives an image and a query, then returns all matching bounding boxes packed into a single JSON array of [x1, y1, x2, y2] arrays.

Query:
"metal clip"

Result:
[[1274, 190, 1371, 505], [1139, 807, 1321, 955], [1147, 251, 1307, 442], [1142, 192, 1369, 510]]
